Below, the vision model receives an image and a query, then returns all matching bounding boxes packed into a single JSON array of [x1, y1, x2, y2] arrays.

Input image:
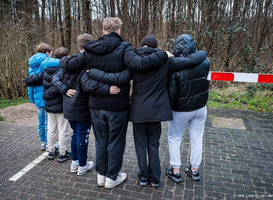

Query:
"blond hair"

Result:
[[77, 34, 94, 51], [103, 17, 123, 33], [36, 43, 53, 53]]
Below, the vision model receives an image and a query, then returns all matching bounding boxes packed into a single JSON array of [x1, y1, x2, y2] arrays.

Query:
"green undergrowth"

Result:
[[0, 98, 29, 109], [208, 84, 273, 112]]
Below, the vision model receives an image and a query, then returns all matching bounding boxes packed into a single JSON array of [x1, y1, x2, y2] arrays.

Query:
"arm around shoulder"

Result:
[[124, 44, 168, 72], [80, 71, 111, 95], [52, 69, 69, 95], [60, 53, 87, 74], [169, 50, 208, 73], [88, 68, 132, 85]]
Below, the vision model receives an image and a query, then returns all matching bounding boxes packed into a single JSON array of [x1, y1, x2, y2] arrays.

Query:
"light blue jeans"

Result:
[[37, 107, 48, 144], [168, 106, 207, 169]]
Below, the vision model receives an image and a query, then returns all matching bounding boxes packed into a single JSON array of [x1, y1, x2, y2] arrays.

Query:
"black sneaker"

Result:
[[185, 166, 200, 181], [58, 151, 71, 163], [150, 182, 159, 188], [137, 172, 148, 187], [165, 167, 182, 183], [48, 147, 59, 160], [139, 177, 148, 187], [48, 151, 56, 160]]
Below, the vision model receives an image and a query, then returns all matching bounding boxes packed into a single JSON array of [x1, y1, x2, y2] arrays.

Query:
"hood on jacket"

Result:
[[84, 32, 124, 54], [28, 53, 50, 69], [173, 34, 197, 57], [42, 58, 60, 69], [134, 47, 158, 56]]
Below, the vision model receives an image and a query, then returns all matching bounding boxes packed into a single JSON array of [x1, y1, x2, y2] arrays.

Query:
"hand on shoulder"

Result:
[[166, 51, 174, 58]]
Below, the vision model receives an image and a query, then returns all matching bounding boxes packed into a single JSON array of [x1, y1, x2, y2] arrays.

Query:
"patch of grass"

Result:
[[0, 116, 4, 121], [0, 98, 29, 109], [208, 85, 273, 112]]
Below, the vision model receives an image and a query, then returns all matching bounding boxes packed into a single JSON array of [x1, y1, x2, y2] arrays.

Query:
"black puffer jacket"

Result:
[[87, 47, 208, 122], [60, 32, 168, 111], [128, 47, 172, 122], [53, 64, 110, 121], [129, 47, 208, 123], [42, 58, 67, 113], [169, 34, 210, 112], [54, 68, 90, 121]]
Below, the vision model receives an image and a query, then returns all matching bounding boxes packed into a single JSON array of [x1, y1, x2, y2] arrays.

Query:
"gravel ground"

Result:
[[0, 103, 38, 126]]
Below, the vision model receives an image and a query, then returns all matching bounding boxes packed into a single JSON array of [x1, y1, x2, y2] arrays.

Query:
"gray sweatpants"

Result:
[[167, 106, 207, 169]]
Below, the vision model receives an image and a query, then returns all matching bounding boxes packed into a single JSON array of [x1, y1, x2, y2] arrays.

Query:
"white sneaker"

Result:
[[41, 142, 46, 150], [104, 173, 127, 189], [70, 161, 79, 173], [77, 161, 94, 176], [97, 173, 106, 187]]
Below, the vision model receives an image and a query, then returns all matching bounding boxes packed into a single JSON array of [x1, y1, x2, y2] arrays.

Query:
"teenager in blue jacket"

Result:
[[27, 43, 53, 150]]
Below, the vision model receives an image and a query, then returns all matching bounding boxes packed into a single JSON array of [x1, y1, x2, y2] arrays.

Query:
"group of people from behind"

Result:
[[25, 17, 210, 189], [26, 34, 97, 176]]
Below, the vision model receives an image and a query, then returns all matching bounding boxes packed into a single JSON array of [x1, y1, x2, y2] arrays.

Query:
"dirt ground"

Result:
[[0, 103, 38, 126], [0, 103, 247, 130]]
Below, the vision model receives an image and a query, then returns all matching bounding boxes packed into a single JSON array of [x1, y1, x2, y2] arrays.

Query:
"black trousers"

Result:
[[133, 122, 161, 184], [91, 108, 128, 180]]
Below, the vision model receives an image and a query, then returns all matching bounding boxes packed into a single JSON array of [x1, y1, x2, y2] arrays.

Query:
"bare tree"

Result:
[[83, 0, 92, 33], [64, 0, 72, 50], [58, 0, 65, 46], [1, 0, 273, 98]]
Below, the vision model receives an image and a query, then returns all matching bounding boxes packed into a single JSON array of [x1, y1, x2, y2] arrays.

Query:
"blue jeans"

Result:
[[69, 119, 91, 166], [90, 108, 128, 180], [133, 122, 161, 184], [37, 107, 47, 143]]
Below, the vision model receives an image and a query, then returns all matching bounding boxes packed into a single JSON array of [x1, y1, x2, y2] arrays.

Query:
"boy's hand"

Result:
[[66, 89, 77, 97], [166, 51, 174, 58], [110, 86, 120, 95]]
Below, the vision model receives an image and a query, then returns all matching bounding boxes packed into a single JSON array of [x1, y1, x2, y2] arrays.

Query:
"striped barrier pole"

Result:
[[208, 72, 273, 83]]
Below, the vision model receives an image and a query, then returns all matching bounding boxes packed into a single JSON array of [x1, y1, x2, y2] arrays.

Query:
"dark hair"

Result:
[[54, 47, 69, 59], [141, 35, 158, 48], [36, 43, 53, 53]]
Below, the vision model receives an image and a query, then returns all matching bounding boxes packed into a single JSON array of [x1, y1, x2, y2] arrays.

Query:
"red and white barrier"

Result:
[[208, 72, 273, 83]]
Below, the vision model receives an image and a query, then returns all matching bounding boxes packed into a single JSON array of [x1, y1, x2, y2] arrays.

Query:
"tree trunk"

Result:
[[110, 0, 115, 17], [77, 0, 81, 32], [33, 0, 40, 22], [22, 0, 33, 43], [64, 0, 72, 50], [102, 0, 107, 18], [83, 0, 92, 34], [151, 0, 157, 35], [141, 0, 149, 42], [41, 0, 46, 26], [52, 0, 58, 45], [58, 0, 65, 47]]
